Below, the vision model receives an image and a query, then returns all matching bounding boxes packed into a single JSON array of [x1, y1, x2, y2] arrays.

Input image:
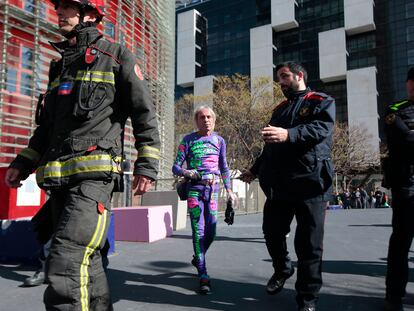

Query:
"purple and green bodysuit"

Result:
[[172, 131, 231, 279]]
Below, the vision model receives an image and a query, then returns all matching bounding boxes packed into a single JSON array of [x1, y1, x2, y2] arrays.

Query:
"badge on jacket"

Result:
[[58, 82, 73, 95], [134, 64, 144, 81], [85, 47, 98, 65], [385, 113, 396, 125], [299, 107, 310, 117]]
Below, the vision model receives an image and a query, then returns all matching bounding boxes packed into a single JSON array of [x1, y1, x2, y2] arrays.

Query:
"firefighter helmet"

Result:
[[50, 0, 105, 19]]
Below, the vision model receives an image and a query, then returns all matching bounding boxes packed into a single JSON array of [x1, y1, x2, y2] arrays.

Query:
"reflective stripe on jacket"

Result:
[[36, 154, 121, 188]]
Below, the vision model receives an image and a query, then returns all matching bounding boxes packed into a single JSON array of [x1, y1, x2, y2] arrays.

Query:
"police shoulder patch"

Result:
[[299, 106, 310, 117], [134, 64, 144, 81], [385, 113, 396, 125]]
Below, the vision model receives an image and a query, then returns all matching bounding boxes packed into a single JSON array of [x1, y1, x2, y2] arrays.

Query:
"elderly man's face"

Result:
[[196, 108, 215, 133]]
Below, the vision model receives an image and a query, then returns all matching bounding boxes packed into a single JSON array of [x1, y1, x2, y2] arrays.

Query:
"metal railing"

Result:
[[111, 176, 265, 214]]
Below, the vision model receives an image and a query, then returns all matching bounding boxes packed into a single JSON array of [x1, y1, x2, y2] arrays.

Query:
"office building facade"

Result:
[[176, 0, 414, 153]]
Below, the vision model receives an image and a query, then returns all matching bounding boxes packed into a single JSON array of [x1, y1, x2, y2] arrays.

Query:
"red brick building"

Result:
[[0, 0, 175, 182]]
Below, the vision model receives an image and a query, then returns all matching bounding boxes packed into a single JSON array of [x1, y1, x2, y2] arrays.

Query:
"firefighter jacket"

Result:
[[9, 26, 160, 189], [250, 88, 335, 200], [382, 99, 414, 188]]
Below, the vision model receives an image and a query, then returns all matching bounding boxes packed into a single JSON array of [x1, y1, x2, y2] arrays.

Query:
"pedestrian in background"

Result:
[[375, 188, 384, 208], [360, 185, 368, 209]]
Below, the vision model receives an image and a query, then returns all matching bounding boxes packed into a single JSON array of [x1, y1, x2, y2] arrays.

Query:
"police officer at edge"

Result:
[[240, 62, 335, 311], [383, 68, 414, 311], [4, 0, 160, 310]]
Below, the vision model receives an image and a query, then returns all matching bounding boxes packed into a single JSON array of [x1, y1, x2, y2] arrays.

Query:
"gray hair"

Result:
[[194, 105, 216, 122]]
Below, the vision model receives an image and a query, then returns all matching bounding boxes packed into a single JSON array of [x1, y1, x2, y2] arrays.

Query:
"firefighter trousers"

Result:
[[44, 179, 115, 311]]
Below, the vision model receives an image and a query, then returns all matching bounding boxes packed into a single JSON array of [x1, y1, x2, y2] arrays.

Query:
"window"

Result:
[[407, 3, 414, 18], [407, 26, 414, 42], [5, 43, 34, 96], [22, 47, 34, 70], [104, 22, 115, 39], [408, 49, 414, 65], [24, 0, 35, 13], [5, 68, 17, 93], [21, 73, 33, 96], [24, 0, 46, 18]]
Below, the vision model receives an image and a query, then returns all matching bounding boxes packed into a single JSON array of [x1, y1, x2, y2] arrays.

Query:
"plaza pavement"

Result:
[[0, 208, 413, 311]]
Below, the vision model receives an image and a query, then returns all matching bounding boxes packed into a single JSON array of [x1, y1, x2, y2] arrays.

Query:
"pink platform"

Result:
[[112, 205, 173, 243]]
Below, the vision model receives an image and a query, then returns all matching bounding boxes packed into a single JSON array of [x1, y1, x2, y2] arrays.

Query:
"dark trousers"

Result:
[[386, 185, 414, 300], [263, 196, 326, 305], [44, 179, 115, 311]]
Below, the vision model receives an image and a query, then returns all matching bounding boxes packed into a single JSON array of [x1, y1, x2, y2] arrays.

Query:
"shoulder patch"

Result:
[[385, 113, 396, 125], [299, 106, 310, 117], [134, 64, 144, 81], [304, 91, 327, 101]]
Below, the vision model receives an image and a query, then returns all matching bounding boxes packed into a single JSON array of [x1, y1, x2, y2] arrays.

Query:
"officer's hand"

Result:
[[239, 170, 256, 183], [183, 169, 201, 180], [262, 125, 289, 143], [5, 168, 23, 188], [132, 175, 154, 195]]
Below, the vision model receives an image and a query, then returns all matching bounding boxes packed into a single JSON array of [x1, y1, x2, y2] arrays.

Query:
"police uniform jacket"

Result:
[[9, 26, 160, 189], [383, 99, 414, 188], [250, 88, 335, 200]]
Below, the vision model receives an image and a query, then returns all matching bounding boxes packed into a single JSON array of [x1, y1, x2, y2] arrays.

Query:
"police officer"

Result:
[[4, 0, 160, 310], [383, 68, 414, 311], [240, 61, 335, 311]]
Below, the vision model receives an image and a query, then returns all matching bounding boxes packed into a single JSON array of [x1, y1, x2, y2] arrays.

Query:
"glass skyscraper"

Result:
[[176, 0, 414, 150]]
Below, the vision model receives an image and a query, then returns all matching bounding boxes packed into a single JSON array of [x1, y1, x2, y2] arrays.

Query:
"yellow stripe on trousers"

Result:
[[80, 209, 107, 311]]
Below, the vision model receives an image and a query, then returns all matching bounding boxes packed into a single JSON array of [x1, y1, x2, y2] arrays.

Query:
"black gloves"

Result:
[[224, 195, 236, 225], [183, 169, 201, 180]]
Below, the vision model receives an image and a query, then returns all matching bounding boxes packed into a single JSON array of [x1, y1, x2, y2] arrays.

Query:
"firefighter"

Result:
[[4, 0, 160, 310], [383, 68, 414, 311], [240, 61, 335, 311]]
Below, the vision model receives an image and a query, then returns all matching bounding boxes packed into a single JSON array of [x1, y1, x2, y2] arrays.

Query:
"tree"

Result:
[[332, 122, 380, 190], [174, 74, 285, 171]]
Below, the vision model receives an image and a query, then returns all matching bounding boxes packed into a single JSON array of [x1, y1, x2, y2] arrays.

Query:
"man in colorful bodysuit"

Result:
[[172, 106, 235, 294]]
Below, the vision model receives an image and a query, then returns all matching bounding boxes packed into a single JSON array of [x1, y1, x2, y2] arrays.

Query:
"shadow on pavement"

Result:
[[348, 224, 392, 227], [323, 260, 387, 277], [323, 260, 414, 282], [108, 267, 284, 311], [107, 260, 400, 311], [0, 264, 38, 283]]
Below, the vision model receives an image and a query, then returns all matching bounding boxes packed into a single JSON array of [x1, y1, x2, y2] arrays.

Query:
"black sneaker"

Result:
[[191, 256, 198, 268], [198, 277, 211, 295], [298, 304, 316, 311], [384, 298, 404, 311], [266, 267, 294, 295]]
